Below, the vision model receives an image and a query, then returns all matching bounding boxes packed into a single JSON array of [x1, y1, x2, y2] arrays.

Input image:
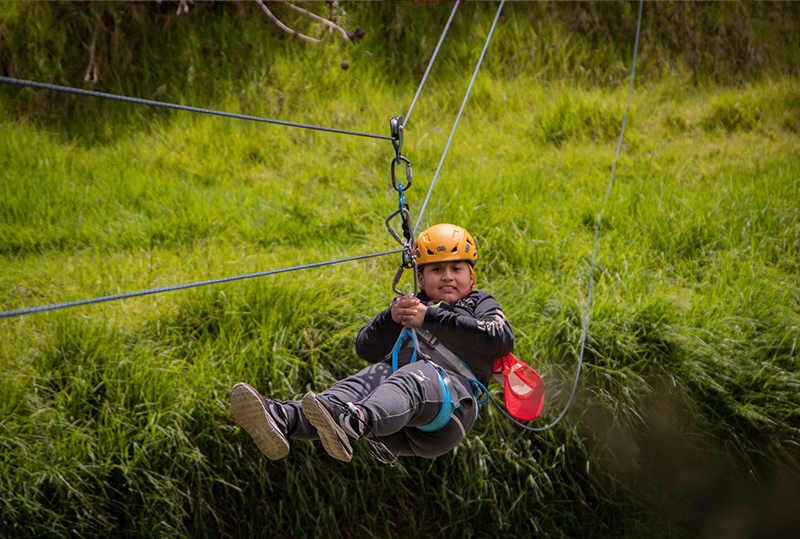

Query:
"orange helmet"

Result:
[[414, 223, 478, 267]]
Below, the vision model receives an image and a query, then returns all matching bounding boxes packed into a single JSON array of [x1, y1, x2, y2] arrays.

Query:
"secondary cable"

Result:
[[0, 76, 393, 141], [0, 249, 402, 319], [413, 0, 505, 235], [402, 1, 460, 130], [499, 0, 644, 433]]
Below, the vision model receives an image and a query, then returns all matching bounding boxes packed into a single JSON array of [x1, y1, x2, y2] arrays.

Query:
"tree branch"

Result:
[[253, 0, 348, 44], [84, 32, 99, 84], [279, 0, 351, 42]]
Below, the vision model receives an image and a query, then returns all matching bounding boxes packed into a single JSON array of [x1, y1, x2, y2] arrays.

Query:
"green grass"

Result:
[[2, 2, 800, 538]]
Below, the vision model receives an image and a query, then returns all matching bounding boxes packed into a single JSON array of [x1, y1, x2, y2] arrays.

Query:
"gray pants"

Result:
[[282, 360, 478, 458]]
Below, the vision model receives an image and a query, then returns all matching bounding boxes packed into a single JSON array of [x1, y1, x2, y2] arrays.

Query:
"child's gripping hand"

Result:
[[391, 295, 427, 327]]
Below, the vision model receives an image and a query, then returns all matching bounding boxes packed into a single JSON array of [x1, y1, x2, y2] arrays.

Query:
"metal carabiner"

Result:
[[391, 156, 412, 192], [391, 264, 419, 296], [391, 265, 406, 295], [390, 242, 417, 296], [385, 205, 412, 246]]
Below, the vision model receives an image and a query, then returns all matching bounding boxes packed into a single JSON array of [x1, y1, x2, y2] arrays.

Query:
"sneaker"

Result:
[[231, 382, 290, 460], [301, 392, 365, 462]]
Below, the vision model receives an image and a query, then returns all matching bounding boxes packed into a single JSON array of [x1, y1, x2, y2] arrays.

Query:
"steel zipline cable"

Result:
[[495, 0, 644, 433], [0, 76, 393, 141], [402, 1, 460, 130], [0, 250, 403, 319], [1, 3, 644, 434], [0, 75, 397, 318], [413, 0, 505, 235], [0, 7, 467, 320]]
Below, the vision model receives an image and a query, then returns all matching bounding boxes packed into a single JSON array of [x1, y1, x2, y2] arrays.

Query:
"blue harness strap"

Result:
[[416, 360, 459, 432], [390, 328, 463, 432], [390, 328, 416, 372]]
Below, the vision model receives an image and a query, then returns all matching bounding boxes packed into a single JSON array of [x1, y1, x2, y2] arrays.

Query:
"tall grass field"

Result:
[[1, 2, 799, 538]]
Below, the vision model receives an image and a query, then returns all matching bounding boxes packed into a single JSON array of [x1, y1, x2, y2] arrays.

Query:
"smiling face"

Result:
[[418, 261, 474, 303]]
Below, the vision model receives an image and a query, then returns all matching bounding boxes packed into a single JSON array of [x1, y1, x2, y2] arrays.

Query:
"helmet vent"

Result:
[[413, 223, 478, 268]]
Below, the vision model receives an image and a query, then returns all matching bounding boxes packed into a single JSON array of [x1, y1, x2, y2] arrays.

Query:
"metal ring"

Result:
[[391, 156, 412, 191]]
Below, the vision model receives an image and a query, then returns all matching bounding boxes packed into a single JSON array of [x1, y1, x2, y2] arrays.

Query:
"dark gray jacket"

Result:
[[355, 290, 515, 387]]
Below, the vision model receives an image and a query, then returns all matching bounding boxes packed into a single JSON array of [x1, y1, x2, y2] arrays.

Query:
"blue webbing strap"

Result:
[[390, 328, 416, 372], [469, 380, 490, 406], [390, 327, 475, 432], [416, 361, 458, 432]]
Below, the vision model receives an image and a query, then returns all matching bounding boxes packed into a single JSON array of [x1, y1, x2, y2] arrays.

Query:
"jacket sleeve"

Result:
[[421, 293, 514, 359], [355, 307, 404, 363]]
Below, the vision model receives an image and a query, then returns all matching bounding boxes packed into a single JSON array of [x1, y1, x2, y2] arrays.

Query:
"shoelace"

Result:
[[326, 395, 398, 466], [268, 401, 289, 434]]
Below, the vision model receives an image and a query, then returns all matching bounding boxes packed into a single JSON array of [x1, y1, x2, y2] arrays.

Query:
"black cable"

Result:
[[0, 249, 402, 319], [0, 76, 394, 141], [488, 0, 644, 433]]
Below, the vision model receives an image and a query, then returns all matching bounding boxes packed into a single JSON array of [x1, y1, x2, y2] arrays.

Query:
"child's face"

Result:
[[418, 261, 474, 303]]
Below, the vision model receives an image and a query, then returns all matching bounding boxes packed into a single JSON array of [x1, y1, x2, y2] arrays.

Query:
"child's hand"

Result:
[[391, 295, 427, 327]]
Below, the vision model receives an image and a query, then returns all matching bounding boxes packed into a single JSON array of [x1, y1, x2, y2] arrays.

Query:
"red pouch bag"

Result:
[[492, 353, 545, 421]]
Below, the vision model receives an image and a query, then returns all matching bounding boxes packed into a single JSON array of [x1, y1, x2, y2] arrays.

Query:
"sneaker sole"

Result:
[[231, 383, 290, 460], [301, 392, 353, 462]]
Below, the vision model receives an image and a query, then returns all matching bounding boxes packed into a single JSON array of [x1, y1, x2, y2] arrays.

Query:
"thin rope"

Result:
[[0, 249, 402, 319], [413, 0, 505, 236], [402, 1, 460, 130], [503, 0, 643, 433], [0, 77, 393, 141]]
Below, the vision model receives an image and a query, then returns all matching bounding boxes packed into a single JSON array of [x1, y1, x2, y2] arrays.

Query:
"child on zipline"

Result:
[[231, 223, 514, 461]]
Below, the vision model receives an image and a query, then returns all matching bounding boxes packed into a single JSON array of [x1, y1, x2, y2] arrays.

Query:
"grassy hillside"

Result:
[[2, 2, 800, 538]]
